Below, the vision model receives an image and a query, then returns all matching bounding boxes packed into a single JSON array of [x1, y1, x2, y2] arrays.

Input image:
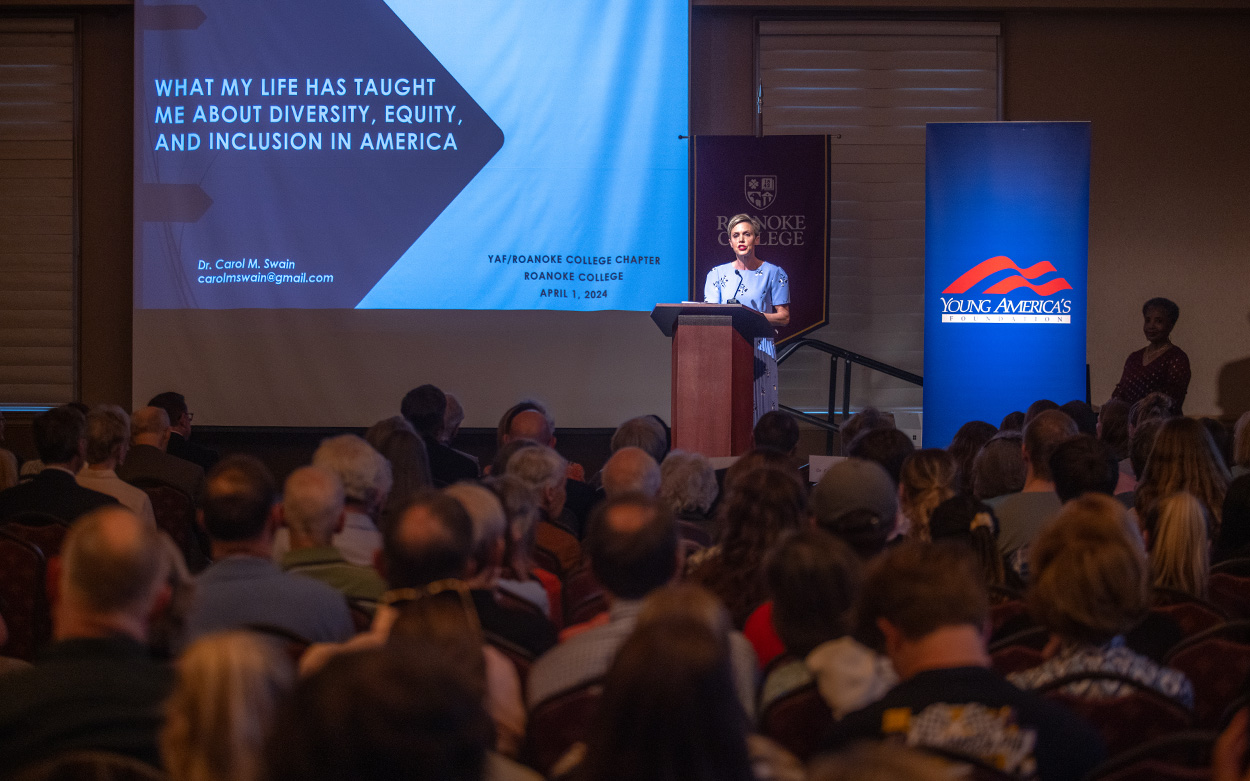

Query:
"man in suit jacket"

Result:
[[147, 391, 219, 472], [117, 407, 205, 501], [0, 406, 117, 524]]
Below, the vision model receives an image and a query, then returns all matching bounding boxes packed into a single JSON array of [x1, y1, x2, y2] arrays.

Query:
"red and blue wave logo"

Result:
[[942, 256, 1073, 296]]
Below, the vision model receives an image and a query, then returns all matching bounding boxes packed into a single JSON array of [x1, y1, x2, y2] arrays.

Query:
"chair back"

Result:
[[987, 625, 1050, 675], [989, 599, 1031, 636], [1207, 573, 1250, 621], [1, 518, 68, 559], [1212, 557, 1250, 577], [759, 682, 834, 761], [1084, 729, 1216, 781], [11, 750, 166, 781], [562, 566, 608, 628], [524, 681, 604, 776], [134, 481, 207, 573], [1150, 591, 1227, 638], [1164, 621, 1250, 728], [0, 530, 50, 661], [1037, 672, 1194, 755]]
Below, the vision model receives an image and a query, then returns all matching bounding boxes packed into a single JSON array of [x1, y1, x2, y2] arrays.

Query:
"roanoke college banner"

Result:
[[924, 122, 1091, 447], [692, 136, 828, 341]]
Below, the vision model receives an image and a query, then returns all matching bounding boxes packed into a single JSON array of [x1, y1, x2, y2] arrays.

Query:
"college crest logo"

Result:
[[939, 256, 1075, 324], [745, 175, 776, 210]]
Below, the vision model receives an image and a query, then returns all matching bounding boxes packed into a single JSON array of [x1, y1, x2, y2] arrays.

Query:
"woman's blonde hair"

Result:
[[161, 631, 294, 781], [1147, 491, 1211, 599], [725, 213, 763, 241], [1136, 417, 1230, 530], [898, 449, 958, 541]]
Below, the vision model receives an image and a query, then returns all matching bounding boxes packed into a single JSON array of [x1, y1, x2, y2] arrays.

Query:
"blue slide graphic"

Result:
[[134, 0, 689, 312]]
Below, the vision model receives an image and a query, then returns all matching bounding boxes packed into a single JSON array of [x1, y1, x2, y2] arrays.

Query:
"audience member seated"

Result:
[[0, 410, 19, 491], [572, 618, 798, 781], [823, 540, 1106, 781], [1098, 398, 1135, 489], [148, 391, 220, 472], [0, 405, 117, 524], [808, 458, 897, 559], [1216, 474, 1250, 562], [1024, 398, 1062, 426], [846, 427, 915, 485], [76, 405, 157, 527], [755, 529, 896, 716], [928, 494, 1018, 593], [0, 507, 173, 772], [506, 445, 582, 576], [608, 415, 669, 466], [528, 494, 757, 716], [500, 402, 597, 532], [658, 449, 718, 530], [275, 434, 390, 568], [1000, 410, 1025, 431], [1061, 399, 1099, 436], [1143, 491, 1211, 600], [721, 447, 805, 499], [837, 406, 892, 456], [266, 647, 496, 781], [988, 408, 1078, 567], [184, 455, 354, 645], [440, 394, 482, 470], [160, 630, 294, 781], [444, 482, 558, 658], [278, 466, 386, 615], [1120, 416, 1164, 508], [1135, 415, 1231, 530], [897, 449, 957, 541], [401, 384, 480, 487], [753, 410, 801, 457], [490, 474, 562, 625], [1049, 433, 1120, 503], [1009, 494, 1194, 707], [118, 407, 206, 501], [600, 446, 660, 500], [946, 420, 997, 495], [1233, 411, 1250, 480], [1128, 391, 1175, 438], [688, 466, 806, 628], [364, 415, 432, 534], [971, 430, 1026, 501], [809, 742, 952, 781]]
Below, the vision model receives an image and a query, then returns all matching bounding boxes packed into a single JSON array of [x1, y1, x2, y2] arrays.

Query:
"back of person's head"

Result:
[[1049, 433, 1120, 502], [442, 395, 465, 443], [1098, 398, 1131, 460], [400, 384, 447, 439], [83, 405, 130, 465], [202, 455, 277, 542], [809, 458, 897, 557], [858, 540, 988, 641], [753, 411, 800, 455], [999, 410, 1025, 432], [441, 482, 507, 575], [838, 406, 892, 454], [601, 446, 661, 499], [1234, 411, 1250, 471], [1023, 398, 1061, 427], [1060, 400, 1098, 436], [504, 444, 566, 493], [365, 416, 433, 511], [387, 593, 486, 698], [507, 409, 554, 446], [1129, 391, 1174, 436], [148, 391, 189, 425], [162, 631, 294, 781], [718, 465, 806, 562], [62, 506, 168, 618], [1130, 417, 1163, 481], [1028, 494, 1148, 645], [929, 495, 1006, 589], [971, 431, 1026, 500], [610, 416, 668, 462], [658, 450, 718, 518], [496, 399, 553, 447], [487, 474, 542, 574], [636, 584, 733, 645], [131, 406, 171, 442], [383, 490, 474, 589], [721, 447, 802, 497], [579, 618, 754, 781], [765, 529, 861, 657], [947, 420, 997, 494], [265, 648, 492, 781], [313, 434, 392, 514], [282, 466, 345, 547], [1023, 408, 1078, 482], [808, 743, 954, 781], [586, 494, 678, 600], [1136, 416, 1230, 525], [1144, 491, 1211, 599], [490, 438, 537, 479], [33, 404, 86, 464], [847, 427, 916, 484], [898, 449, 958, 540]]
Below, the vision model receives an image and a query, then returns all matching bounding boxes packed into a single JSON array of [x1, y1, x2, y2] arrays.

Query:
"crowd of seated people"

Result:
[[4, 388, 1250, 780]]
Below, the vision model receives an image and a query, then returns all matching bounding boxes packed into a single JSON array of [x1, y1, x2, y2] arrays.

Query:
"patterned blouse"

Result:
[[1008, 636, 1194, 708], [1111, 345, 1191, 414]]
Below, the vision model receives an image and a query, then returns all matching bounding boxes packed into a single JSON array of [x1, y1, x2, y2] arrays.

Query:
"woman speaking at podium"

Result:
[[703, 213, 791, 416]]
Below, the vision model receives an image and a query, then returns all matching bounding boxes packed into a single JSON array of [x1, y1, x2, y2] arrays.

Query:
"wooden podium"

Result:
[[651, 303, 775, 457]]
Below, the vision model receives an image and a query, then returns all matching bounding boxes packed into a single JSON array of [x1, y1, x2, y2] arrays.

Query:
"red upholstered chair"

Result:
[[1150, 589, 1228, 639], [524, 680, 604, 776], [989, 599, 1031, 637], [11, 749, 166, 781], [759, 681, 834, 761], [1212, 558, 1250, 577], [0, 529, 51, 661], [1, 516, 69, 559], [132, 479, 208, 573], [562, 566, 608, 627], [1037, 672, 1194, 755], [987, 625, 1050, 675], [1164, 620, 1250, 729], [1207, 573, 1250, 621], [1084, 730, 1216, 781]]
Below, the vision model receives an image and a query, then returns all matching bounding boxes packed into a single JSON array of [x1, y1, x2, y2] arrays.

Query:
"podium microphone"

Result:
[[726, 269, 743, 304]]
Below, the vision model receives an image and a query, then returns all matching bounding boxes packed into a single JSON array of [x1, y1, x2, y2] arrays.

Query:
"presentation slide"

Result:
[[135, 0, 689, 312]]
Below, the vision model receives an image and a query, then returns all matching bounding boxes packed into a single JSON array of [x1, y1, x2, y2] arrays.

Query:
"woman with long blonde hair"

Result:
[[1135, 416, 1230, 531], [161, 631, 294, 781], [898, 449, 958, 541], [1145, 492, 1211, 599]]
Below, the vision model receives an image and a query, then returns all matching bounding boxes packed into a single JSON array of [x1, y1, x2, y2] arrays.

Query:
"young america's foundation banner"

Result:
[[924, 122, 1091, 446]]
